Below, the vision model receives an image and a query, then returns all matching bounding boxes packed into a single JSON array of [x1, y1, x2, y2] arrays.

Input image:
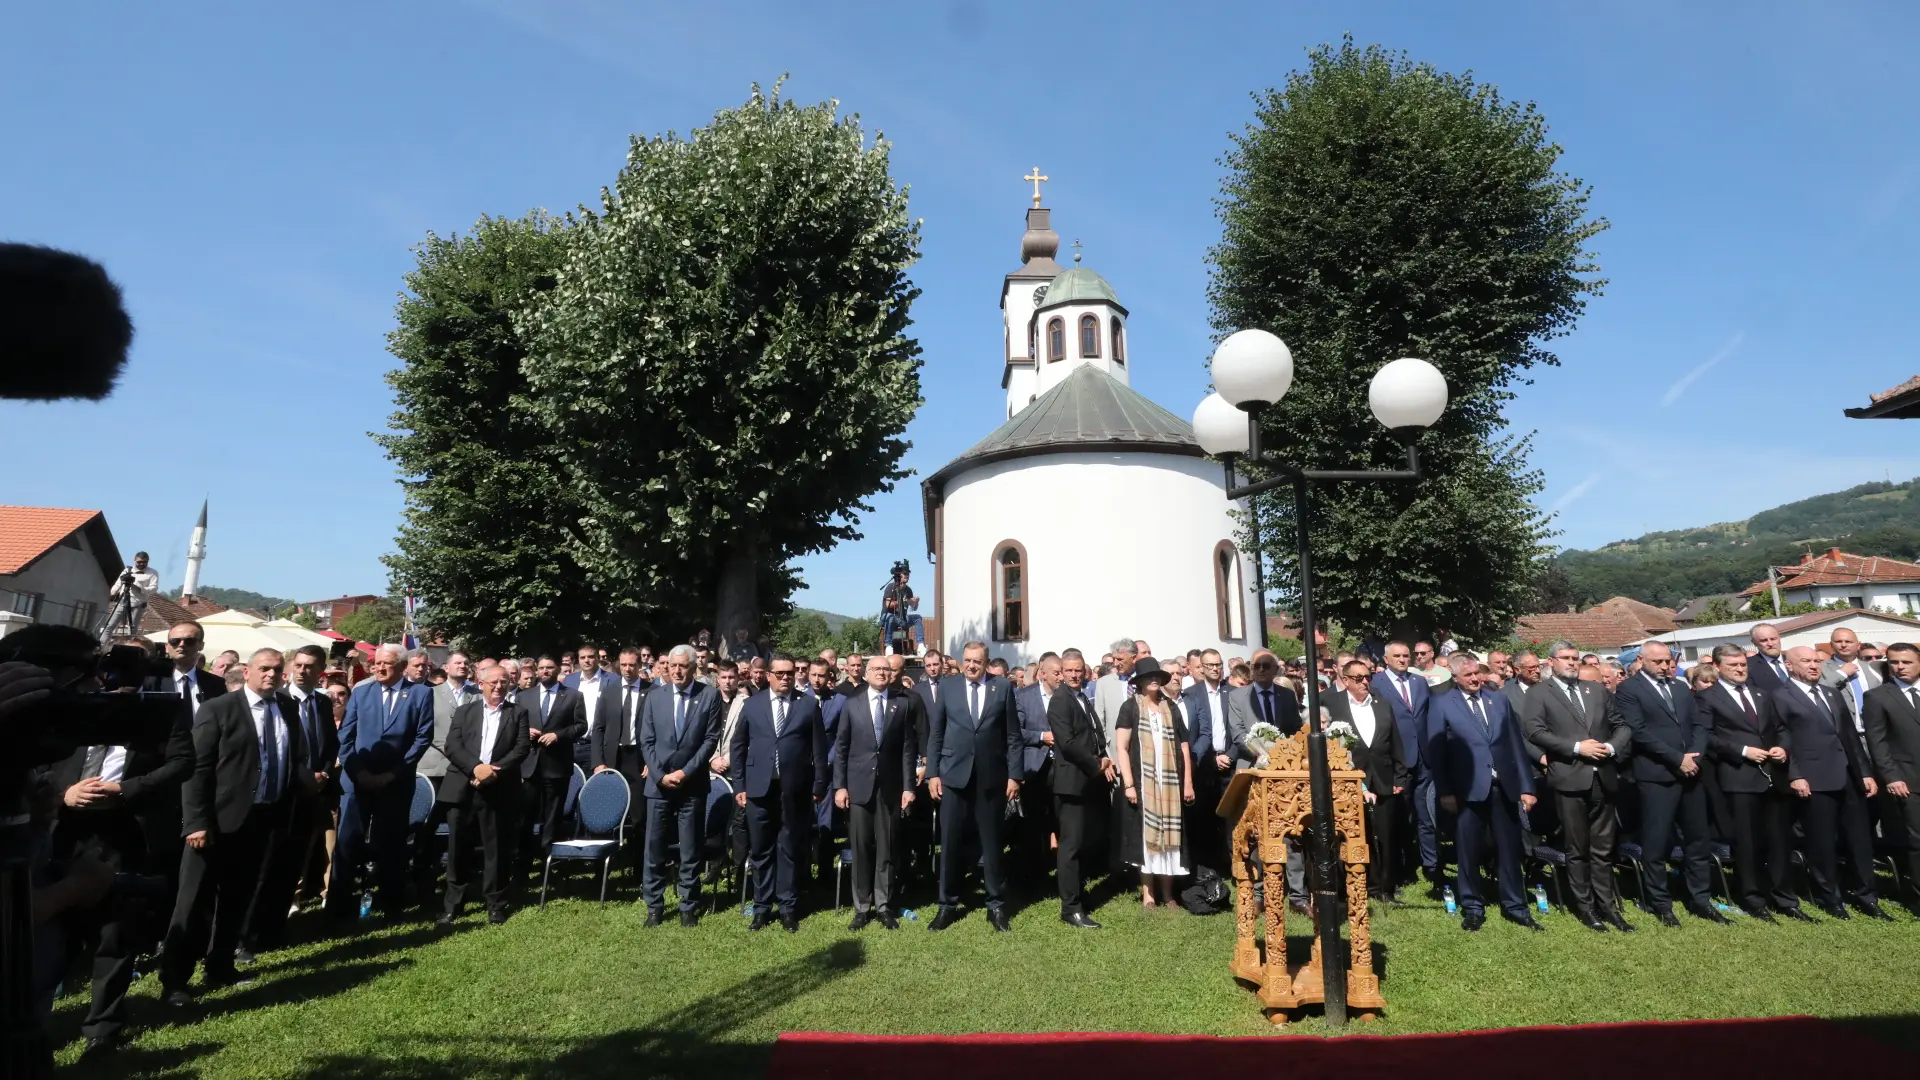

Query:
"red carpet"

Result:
[[769, 1017, 1917, 1078]]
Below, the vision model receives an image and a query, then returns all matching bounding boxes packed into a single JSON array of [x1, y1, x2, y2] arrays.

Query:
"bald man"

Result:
[[1778, 646, 1887, 919], [1613, 641, 1720, 926], [328, 643, 436, 921]]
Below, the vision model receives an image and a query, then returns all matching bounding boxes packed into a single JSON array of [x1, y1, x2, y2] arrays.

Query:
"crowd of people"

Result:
[[9, 612, 1920, 1060]]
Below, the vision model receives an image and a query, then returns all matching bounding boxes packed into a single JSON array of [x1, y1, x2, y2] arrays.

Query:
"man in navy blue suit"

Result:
[[1614, 640, 1723, 926], [729, 653, 829, 932], [1181, 648, 1234, 876], [1745, 623, 1793, 694], [639, 644, 722, 926], [328, 643, 435, 921], [1775, 646, 1887, 919], [1013, 655, 1060, 890], [1428, 654, 1541, 932], [805, 657, 847, 883], [925, 641, 1025, 931], [1372, 641, 1435, 893]]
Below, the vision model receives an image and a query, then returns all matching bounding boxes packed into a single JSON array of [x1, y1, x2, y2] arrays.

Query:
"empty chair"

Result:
[[540, 769, 631, 910]]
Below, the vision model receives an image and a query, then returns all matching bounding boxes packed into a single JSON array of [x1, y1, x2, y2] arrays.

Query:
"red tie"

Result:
[[1398, 675, 1412, 707]]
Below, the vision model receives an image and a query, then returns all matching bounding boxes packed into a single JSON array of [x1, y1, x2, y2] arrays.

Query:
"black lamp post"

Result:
[[1193, 331, 1449, 1028]]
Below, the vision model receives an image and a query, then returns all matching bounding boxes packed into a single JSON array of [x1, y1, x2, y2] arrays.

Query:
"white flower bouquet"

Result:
[[1246, 721, 1284, 769]]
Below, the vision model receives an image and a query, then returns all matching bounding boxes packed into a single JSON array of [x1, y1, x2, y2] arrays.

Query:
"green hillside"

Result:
[[170, 585, 295, 614], [1557, 478, 1920, 608]]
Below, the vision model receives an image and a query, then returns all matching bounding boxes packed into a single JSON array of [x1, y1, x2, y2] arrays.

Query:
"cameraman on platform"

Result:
[[106, 552, 160, 637], [879, 562, 924, 656]]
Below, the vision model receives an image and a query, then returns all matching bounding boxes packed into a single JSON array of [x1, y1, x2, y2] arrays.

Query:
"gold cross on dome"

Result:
[[1023, 166, 1049, 207]]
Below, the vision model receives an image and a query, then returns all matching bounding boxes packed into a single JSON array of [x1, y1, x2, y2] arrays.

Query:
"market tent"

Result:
[[146, 607, 318, 658]]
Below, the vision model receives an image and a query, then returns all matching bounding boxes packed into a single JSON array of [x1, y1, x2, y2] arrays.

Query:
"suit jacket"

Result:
[[1181, 681, 1235, 765], [419, 680, 478, 780], [337, 679, 435, 794], [182, 690, 310, 836], [1521, 677, 1630, 793], [1224, 680, 1301, 771], [1370, 668, 1431, 771], [1699, 679, 1783, 794], [817, 689, 846, 762], [439, 698, 532, 806], [833, 687, 918, 805], [1425, 687, 1533, 804], [519, 680, 588, 779], [1863, 678, 1920, 788], [1821, 655, 1886, 734], [1323, 693, 1410, 797], [1014, 683, 1054, 777], [1773, 679, 1870, 792], [926, 675, 1024, 790], [638, 680, 722, 799], [728, 690, 829, 800], [282, 688, 339, 793], [49, 697, 194, 859], [145, 666, 227, 723], [1046, 685, 1108, 798], [1614, 672, 1707, 784], [1500, 679, 1533, 715], [1746, 651, 1793, 694]]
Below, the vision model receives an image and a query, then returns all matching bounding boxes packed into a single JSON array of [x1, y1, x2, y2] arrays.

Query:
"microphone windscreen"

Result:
[[0, 242, 133, 401]]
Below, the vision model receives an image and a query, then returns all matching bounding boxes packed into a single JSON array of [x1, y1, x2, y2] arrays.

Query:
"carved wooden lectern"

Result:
[[1217, 732, 1385, 1022]]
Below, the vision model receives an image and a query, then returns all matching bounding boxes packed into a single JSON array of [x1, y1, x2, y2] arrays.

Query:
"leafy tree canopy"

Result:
[[334, 598, 405, 645]]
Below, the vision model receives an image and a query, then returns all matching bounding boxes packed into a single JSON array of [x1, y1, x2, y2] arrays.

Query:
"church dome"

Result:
[[1035, 267, 1125, 314]]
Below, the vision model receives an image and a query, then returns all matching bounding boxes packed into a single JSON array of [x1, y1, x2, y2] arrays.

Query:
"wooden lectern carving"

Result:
[[1217, 732, 1384, 1022]]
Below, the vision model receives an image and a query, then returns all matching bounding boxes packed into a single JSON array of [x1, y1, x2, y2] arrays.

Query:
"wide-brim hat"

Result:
[[1129, 657, 1173, 688]]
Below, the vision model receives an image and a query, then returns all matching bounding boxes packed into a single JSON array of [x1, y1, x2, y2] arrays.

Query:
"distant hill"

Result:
[[1557, 478, 1920, 608], [794, 606, 865, 633], [171, 585, 295, 614]]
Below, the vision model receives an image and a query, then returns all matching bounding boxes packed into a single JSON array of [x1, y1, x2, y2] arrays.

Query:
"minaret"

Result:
[[1001, 167, 1065, 419], [181, 499, 207, 600]]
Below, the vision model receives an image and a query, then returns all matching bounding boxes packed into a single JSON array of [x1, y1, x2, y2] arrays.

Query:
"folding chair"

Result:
[[540, 769, 631, 910], [703, 775, 745, 914]]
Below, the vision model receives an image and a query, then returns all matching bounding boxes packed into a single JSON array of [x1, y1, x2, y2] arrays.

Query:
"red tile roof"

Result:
[[1589, 596, 1679, 634], [1770, 608, 1920, 635], [0, 506, 103, 576], [1514, 612, 1651, 649], [1869, 375, 1920, 404], [138, 594, 199, 635], [1741, 548, 1920, 596]]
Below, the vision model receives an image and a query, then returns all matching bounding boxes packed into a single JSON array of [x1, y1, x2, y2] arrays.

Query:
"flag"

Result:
[[403, 592, 419, 651]]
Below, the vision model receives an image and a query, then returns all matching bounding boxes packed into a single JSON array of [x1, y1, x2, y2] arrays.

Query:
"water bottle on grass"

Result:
[[1442, 887, 1456, 915], [359, 892, 373, 919]]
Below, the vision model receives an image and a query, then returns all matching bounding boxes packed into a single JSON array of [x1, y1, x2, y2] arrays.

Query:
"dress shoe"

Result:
[[1820, 902, 1851, 920], [1779, 906, 1817, 923], [1579, 915, 1610, 933], [1856, 902, 1896, 922], [1289, 900, 1313, 918], [1461, 910, 1486, 932], [680, 911, 699, 928], [749, 910, 772, 931], [781, 912, 800, 933], [1654, 909, 1682, 928], [233, 946, 257, 966], [927, 905, 960, 931], [644, 910, 665, 928], [488, 910, 509, 926], [987, 908, 1012, 932], [81, 1033, 121, 1059], [434, 914, 455, 930], [1687, 904, 1731, 925], [1742, 907, 1778, 924], [877, 909, 900, 930], [1502, 911, 1546, 932], [1603, 910, 1636, 933], [848, 911, 873, 931], [1061, 911, 1102, 929], [163, 988, 194, 1008]]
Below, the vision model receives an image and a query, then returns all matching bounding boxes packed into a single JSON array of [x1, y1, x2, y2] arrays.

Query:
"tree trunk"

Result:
[[714, 538, 759, 660]]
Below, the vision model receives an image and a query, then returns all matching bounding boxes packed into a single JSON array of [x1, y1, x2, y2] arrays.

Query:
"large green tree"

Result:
[[520, 83, 922, 644], [1209, 39, 1607, 642], [378, 212, 657, 655]]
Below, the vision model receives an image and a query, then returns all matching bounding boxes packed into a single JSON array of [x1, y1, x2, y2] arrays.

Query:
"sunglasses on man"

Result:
[[167, 637, 201, 647]]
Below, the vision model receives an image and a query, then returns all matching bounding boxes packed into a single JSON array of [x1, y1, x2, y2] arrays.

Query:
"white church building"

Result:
[[920, 197, 1261, 664]]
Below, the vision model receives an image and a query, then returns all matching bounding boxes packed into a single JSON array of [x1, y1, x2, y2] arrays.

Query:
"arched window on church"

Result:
[[1047, 318, 1065, 362], [1079, 314, 1100, 358], [1111, 317, 1125, 365], [1214, 540, 1245, 641], [993, 540, 1028, 641]]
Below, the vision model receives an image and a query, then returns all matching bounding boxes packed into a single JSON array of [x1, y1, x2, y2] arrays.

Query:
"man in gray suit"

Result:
[[1092, 638, 1137, 755], [1520, 640, 1631, 932], [639, 644, 722, 927], [1821, 626, 1885, 752], [1225, 650, 1305, 908]]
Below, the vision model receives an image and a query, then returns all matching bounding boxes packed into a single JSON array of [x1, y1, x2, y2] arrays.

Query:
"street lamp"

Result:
[[1193, 329, 1448, 1028]]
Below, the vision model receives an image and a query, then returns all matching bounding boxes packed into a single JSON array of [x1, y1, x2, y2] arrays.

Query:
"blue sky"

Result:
[[5, 2, 1918, 620]]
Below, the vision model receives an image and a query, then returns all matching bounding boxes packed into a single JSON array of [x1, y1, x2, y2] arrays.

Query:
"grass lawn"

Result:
[[53, 873, 1920, 1079]]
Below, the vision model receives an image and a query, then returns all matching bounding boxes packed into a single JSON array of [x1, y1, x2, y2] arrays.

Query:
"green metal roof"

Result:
[[1034, 267, 1126, 314], [920, 365, 1203, 552]]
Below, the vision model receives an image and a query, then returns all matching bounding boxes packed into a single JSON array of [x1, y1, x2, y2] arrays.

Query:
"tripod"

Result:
[[98, 570, 138, 644]]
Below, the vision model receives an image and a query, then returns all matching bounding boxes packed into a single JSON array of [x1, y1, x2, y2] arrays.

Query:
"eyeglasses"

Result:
[[768, 669, 796, 678], [167, 637, 200, 647]]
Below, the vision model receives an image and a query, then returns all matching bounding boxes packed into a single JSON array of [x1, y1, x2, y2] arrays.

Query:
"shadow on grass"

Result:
[[275, 938, 867, 1080], [60, 1039, 225, 1080]]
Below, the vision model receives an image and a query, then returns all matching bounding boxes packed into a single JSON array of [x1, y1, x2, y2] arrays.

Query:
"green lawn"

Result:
[[54, 877, 1920, 1079]]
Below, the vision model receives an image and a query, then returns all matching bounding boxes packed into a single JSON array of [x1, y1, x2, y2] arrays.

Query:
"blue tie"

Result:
[[259, 698, 281, 803], [301, 694, 320, 771], [873, 694, 886, 744], [674, 689, 687, 739]]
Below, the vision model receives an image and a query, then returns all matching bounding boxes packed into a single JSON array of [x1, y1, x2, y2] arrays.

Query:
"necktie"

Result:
[[1655, 678, 1672, 710], [1808, 685, 1833, 728], [674, 689, 687, 738], [969, 681, 980, 722], [260, 699, 281, 802], [301, 694, 320, 769], [384, 687, 396, 723], [1908, 687, 1920, 712], [624, 683, 638, 742], [1773, 657, 1787, 681], [1471, 695, 1489, 733], [82, 745, 108, 780], [1737, 686, 1757, 723], [775, 695, 788, 737], [1560, 678, 1577, 703], [541, 686, 553, 720], [872, 693, 886, 744], [1260, 687, 1274, 726]]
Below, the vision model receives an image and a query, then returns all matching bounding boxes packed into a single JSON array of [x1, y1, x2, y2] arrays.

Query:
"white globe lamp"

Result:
[[1368, 357, 1448, 432], [1209, 329, 1294, 409], [1191, 392, 1251, 458]]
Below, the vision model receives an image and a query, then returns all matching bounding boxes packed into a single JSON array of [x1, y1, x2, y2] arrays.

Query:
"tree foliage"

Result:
[[334, 598, 404, 645], [519, 83, 922, 647], [774, 610, 884, 659], [1209, 39, 1607, 642]]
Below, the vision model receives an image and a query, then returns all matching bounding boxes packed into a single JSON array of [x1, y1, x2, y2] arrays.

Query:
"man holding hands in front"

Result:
[[925, 641, 1024, 931]]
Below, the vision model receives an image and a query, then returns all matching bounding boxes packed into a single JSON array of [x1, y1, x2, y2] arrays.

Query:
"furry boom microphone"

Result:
[[0, 242, 133, 401]]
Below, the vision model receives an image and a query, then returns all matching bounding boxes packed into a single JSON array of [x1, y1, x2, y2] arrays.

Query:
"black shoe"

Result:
[[488, 910, 509, 926], [781, 912, 800, 933], [1425, 883, 1447, 902], [680, 911, 699, 928], [1779, 906, 1817, 923], [749, 910, 772, 931], [1687, 904, 1731, 925], [163, 987, 194, 1008], [1820, 902, 1851, 920], [849, 911, 872, 931], [1289, 900, 1313, 917], [1062, 911, 1102, 929], [1655, 909, 1682, 928], [81, 1034, 120, 1059], [434, 914, 455, 929], [1742, 907, 1778, 924], [1461, 910, 1486, 932], [1606, 910, 1637, 933], [233, 946, 256, 967], [644, 910, 665, 928], [928, 905, 960, 931], [987, 908, 1012, 932], [1579, 914, 1610, 933], [877, 909, 900, 930], [1502, 911, 1546, 932], [1857, 902, 1895, 922]]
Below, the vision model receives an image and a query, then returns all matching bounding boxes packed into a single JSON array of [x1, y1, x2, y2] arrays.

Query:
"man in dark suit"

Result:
[[1700, 643, 1801, 921], [1325, 659, 1409, 902], [243, 644, 338, 954], [1013, 656, 1060, 891], [1373, 641, 1436, 893], [640, 644, 722, 926], [328, 643, 435, 921], [925, 640, 1025, 931], [437, 663, 530, 926], [1429, 655, 1539, 931], [805, 656, 847, 884], [146, 619, 226, 723], [834, 655, 919, 929], [1776, 646, 1887, 919], [730, 654, 830, 931], [524, 655, 589, 864], [1502, 651, 1542, 713], [1520, 641, 1632, 932], [1614, 640, 1722, 926], [1864, 642, 1920, 908], [160, 648, 315, 1005], [1745, 623, 1792, 694], [1181, 648, 1234, 877], [565, 643, 621, 773], [1047, 653, 1112, 927]]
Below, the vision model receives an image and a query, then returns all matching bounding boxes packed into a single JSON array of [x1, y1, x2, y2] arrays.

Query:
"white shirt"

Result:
[[579, 672, 602, 719], [99, 746, 129, 784], [243, 687, 288, 794], [111, 568, 159, 601], [621, 681, 644, 744], [1346, 693, 1377, 746], [175, 668, 204, 717], [480, 703, 504, 764], [1203, 681, 1227, 752]]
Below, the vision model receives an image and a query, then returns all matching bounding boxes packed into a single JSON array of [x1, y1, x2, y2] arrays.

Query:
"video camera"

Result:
[[0, 638, 182, 771]]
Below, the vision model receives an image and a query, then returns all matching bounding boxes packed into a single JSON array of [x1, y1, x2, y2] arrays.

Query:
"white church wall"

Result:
[[1034, 301, 1127, 395], [1001, 278, 1047, 364], [1005, 362, 1038, 418], [937, 450, 1259, 665]]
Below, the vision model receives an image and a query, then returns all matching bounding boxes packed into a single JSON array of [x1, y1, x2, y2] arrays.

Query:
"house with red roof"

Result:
[[1740, 548, 1920, 615], [0, 505, 123, 636]]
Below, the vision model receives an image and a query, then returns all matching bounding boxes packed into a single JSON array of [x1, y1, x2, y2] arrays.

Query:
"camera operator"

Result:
[[880, 561, 924, 656], [146, 620, 225, 721], [106, 552, 160, 638], [6, 625, 191, 1057]]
